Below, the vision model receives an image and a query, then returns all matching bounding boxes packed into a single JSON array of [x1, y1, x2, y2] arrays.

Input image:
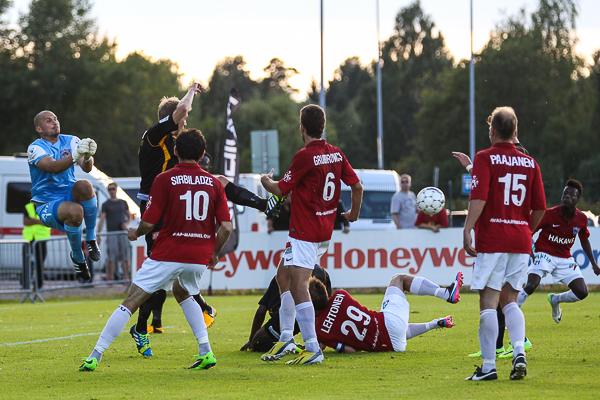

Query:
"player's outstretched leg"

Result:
[[79, 304, 133, 371], [548, 294, 562, 323], [73, 180, 101, 262], [406, 316, 454, 340], [405, 271, 463, 303], [221, 178, 286, 218], [178, 296, 216, 370]]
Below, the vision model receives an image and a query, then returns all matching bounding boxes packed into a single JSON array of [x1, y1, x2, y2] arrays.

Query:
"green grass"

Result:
[[1, 291, 600, 399]]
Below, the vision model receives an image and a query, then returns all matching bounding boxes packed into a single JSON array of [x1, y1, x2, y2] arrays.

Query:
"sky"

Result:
[[7, 0, 600, 100]]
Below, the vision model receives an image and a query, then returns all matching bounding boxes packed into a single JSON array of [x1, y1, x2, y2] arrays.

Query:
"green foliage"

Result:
[[2, 291, 600, 399]]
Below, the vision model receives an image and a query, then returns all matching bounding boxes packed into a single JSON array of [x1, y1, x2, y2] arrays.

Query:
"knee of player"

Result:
[[73, 179, 95, 198], [574, 286, 588, 300], [388, 273, 409, 289]]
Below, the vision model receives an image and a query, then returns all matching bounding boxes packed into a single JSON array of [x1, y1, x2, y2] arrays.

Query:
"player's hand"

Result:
[[592, 263, 600, 276], [83, 138, 97, 161], [432, 225, 440, 233], [342, 211, 359, 222], [72, 139, 90, 162], [240, 341, 251, 351], [463, 229, 477, 257], [207, 254, 219, 270], [189, 82, 202, 95], [127, 227, 138, 241], [342, 226, 350, 234], [452, 152, 472, 169]]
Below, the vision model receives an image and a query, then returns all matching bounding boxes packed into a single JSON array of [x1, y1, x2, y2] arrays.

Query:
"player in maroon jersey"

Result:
[[464, 107, 546, 381], [517, 179, 600, 322], [310, 272, 462, 353], [79, 129, 232, 372], [259, 104, 363, 365]]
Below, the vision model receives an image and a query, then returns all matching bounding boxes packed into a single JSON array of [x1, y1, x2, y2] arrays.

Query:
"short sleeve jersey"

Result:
[[27, 134, 80, 203], [534, 205, 590, 258], [390, 191, 418, 228], [316, 290, 393, 352], [142, 163, 231, 264], [415, 209, 449, 228], [101, 199, 129, 231], [138, 114, 179, 196], [470, 142, 546, 253], [278, 140, 359, 242]]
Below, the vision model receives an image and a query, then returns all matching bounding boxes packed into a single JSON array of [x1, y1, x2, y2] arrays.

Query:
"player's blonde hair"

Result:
[[308, 277, 329, 312], [157, 96, 180, 120], [487, 107, 518, 141]]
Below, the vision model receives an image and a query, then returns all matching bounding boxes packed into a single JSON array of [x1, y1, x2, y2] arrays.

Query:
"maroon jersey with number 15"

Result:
[[142, 163, 231, 264], [316, 290, 393, 352], [470, 142, 546, 254], [278, 140, 359, 243]]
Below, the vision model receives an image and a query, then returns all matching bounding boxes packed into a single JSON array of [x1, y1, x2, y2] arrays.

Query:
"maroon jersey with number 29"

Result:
[[278, 140, 359, 243], [316, 290, 393, 352], [142, 163, 231, 264], [470, 142, 546, 254]]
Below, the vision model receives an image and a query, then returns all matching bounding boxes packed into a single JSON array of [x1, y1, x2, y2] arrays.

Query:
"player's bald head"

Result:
[[34, 110, 55, 128]]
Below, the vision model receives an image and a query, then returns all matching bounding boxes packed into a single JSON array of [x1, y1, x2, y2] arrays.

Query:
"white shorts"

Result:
[[381, 286, 410, 352], [283, 236, 329, 269], [133, 258, 207, 296], [529, 252, 582, 286], [471, 253, 529, 291]]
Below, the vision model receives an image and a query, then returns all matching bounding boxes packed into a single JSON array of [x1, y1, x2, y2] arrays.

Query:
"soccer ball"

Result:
[[416, 187, 445, 216]]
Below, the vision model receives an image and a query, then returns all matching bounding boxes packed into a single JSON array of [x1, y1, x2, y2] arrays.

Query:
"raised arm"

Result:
[[173, 82, 202, 124]]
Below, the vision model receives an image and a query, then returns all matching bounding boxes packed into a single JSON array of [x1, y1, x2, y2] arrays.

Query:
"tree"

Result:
[[260, 57, 299, 96]]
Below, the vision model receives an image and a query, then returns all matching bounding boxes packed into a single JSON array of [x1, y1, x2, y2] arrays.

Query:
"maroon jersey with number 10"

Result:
[[470, 142, 546, 254], [316, 290, 393, 352], [142, 163, 231, 264], [278, 140, 359, 243]]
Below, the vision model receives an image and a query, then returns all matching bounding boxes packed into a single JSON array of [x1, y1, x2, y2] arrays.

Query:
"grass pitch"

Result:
[[1, 290, 600, 399]]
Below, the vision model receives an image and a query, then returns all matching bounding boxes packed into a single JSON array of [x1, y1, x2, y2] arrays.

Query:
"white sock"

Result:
[[503, 302, 525, 357], [93, 305, 132, 358], [179, 296, 211, 356], [278, 291, 296, 342], [517, 290, 529, 307], [479, 309, 498, 373], [409, 277, 447, 300], [406, 319, 439, 340], [296, 301, 319, 353], [555, 290, 582, 304]]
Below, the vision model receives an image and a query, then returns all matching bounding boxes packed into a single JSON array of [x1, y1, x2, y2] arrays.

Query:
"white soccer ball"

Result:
[[416, 187, 446, 216]]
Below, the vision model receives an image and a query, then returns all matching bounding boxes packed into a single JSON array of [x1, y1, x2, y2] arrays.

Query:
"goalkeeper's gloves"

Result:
[[84, 139, 97, 162], [72, 139, 90, 163]]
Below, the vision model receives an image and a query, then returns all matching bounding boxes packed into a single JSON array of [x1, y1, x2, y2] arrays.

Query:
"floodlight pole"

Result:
[[376, 0, 384, 169], [469, 0, 475, 160], [320, 0, 326, 139]]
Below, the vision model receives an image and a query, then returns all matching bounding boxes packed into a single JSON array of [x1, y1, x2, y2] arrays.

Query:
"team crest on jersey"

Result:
[[471, 175, 479, 189], [60, 149, 71, 158], [573, 227, 580, 236], [382, 300, 389, 309], [283, 171, 292, 182]]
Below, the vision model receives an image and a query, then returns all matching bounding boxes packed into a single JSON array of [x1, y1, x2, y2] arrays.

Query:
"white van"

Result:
[[0, 155, 140, 239], [340, 169, 400, 230]]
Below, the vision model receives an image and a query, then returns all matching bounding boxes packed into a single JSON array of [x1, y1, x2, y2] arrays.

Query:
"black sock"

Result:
[[193, 293, 208, 312], [224, 182, 267, 212], [496, 305, 506, 349], [137, 298, 153, 333], [151, 289, 167, 328]]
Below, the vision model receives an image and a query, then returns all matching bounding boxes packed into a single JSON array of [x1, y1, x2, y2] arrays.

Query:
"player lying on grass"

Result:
[[79, 129, 232, 372], [518, 179, 600, 322], [241, 264, 332, 352], [308, 272, 462, 353]]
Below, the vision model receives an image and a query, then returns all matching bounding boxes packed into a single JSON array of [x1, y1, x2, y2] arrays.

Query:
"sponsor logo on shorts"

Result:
[[382, 300, 389, 310], [285, 242, 292, 254]]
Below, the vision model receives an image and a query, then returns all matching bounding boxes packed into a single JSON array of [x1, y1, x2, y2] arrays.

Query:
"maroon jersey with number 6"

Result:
[[533, 205, 589, 258], [142, 163, 230, 264], [278, 140, 359, 243], [316, 290, 393, 352], [470, 142, 546, 254]]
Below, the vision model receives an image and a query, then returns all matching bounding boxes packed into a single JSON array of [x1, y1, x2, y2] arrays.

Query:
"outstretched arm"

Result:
[[260, 168, 284, 198], [173, 82, 202, 124], [581, 238, 600, 275], [240, 305, 268, 351], [452, 152, 473, 176]]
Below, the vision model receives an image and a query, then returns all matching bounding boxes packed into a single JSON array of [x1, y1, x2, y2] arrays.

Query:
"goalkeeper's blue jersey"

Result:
[[27, 134, 80, 203]]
